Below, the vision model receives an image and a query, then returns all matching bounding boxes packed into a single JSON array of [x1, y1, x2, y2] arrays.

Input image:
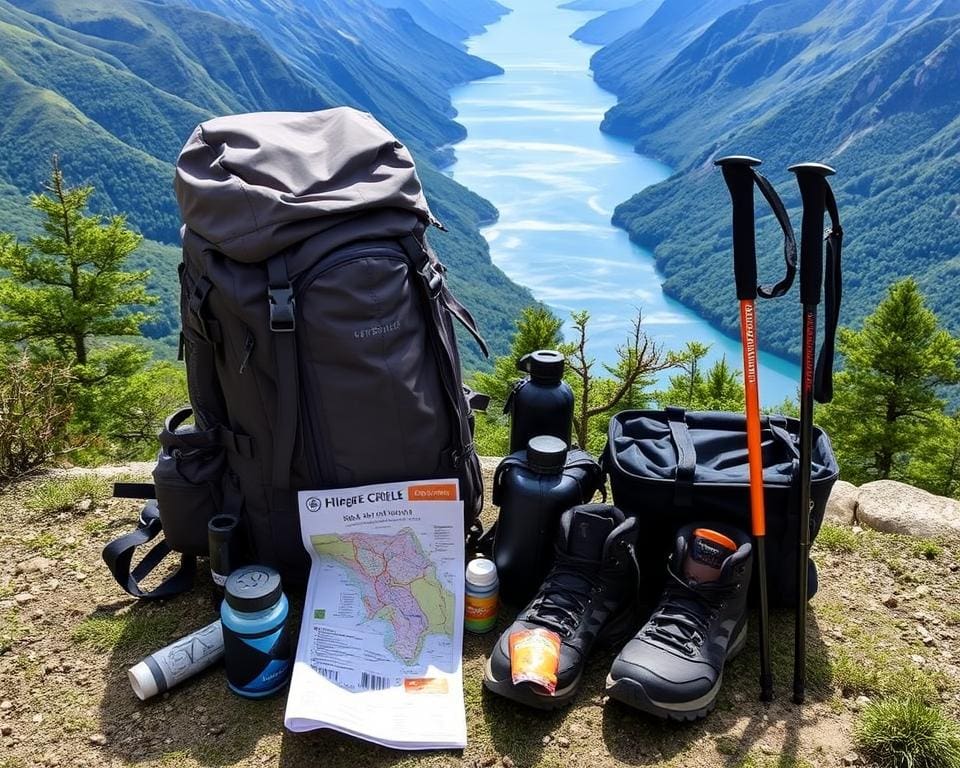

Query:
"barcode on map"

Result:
[[314, 666, 340, 683], [360, 671, 389, 691]]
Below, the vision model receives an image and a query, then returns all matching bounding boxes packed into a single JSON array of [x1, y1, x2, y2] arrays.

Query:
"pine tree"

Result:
[[0, 160, 155, 370], [818, 279, 960, 485]]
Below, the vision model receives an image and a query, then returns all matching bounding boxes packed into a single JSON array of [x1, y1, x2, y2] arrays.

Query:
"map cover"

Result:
[[284, 480, 466, 749]]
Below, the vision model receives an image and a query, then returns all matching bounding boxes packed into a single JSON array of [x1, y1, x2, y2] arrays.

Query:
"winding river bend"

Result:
[[447, 0, 801, 405]]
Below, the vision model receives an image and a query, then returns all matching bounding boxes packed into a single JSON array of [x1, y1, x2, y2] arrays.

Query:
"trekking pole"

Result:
[[788, 163, 843, 705], [715, 156, 797, 703]]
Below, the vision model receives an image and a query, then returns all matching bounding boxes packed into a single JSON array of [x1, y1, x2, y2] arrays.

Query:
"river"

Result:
[[446, 0, 801, 406]]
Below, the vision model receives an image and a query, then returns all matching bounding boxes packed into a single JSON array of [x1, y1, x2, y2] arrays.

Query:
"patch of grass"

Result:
[[0, 609, 27, 653], [816, 523, 859, 553], [81, 516, 109, 535], [25, 475, 110, 514], [945, 610, 960, 627], [23, 530, 73, 557], [716, 736, 739, 756], [734, 752, 814, 768], [72, 609, 180, 655], [855, 696, 960, 768], [912, 540, 945, 561], [832, 647, 944, 701]]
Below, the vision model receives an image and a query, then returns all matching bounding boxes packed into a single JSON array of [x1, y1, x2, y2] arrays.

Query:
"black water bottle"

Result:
[[492, 435, 603, 606], [506, 350, 574, 452]]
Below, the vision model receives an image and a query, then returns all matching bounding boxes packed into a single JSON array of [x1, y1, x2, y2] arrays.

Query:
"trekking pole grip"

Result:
[[715, 155, 761, 301], [788, 163, 835, 307]]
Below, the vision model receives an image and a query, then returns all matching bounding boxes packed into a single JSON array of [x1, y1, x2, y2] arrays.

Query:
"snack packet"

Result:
[[509, 627, 561, 693]]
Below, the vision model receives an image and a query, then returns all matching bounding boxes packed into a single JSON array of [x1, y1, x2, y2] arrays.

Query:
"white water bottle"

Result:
[[127, 620, 224, 700]]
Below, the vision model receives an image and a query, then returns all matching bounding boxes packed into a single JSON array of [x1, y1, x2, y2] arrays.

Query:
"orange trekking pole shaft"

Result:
[[716, 155, 796, 702]]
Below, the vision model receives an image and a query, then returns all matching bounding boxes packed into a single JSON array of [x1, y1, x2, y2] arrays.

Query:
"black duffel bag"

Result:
[[603, 407, 838, 608]]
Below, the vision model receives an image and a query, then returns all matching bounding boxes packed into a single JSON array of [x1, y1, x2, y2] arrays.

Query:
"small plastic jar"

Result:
[[465, 558, 499, 634]]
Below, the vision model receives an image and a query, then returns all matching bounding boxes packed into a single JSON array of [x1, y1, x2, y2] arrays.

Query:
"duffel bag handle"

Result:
[[664, 408, 800, 507]]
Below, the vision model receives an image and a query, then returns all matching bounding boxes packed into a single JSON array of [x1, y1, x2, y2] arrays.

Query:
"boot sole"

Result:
[[482, 603, 640, 710], [604, 622, 747, 722]]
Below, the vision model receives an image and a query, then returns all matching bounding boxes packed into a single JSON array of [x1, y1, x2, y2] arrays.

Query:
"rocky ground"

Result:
[[0, 464, 958, 768]]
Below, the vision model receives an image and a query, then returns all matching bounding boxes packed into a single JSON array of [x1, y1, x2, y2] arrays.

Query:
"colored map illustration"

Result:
[[311, 529, 455, 665]]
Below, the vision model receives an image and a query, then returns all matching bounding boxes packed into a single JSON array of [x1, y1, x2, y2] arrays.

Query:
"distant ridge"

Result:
[[590, 0, 960, 359], [0, 0, 533, 367]]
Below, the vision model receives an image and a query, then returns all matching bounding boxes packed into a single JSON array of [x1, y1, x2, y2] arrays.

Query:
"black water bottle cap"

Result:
[[518, 350, 565, 382], [527, 435, 568, 474], [225, 565, 283, 613]]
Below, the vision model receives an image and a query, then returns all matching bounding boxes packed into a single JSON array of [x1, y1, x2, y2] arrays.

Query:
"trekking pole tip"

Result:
[[787, 162, 835, 177], [715, 155, 761, 168], [760, 675, 774, 703]]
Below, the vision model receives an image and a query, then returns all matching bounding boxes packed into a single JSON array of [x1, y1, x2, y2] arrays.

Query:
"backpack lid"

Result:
[[174, 107, 434, 263]]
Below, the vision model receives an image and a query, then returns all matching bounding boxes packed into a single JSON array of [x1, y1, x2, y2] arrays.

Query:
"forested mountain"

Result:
[[0, 0, 528, 368], [592, 0, 960, 360], [570, 0, 658, 44], [372, 0, 508, 46]]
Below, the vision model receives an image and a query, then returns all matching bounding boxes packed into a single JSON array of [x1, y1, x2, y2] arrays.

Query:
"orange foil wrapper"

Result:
[[509, 627, 561, 694]]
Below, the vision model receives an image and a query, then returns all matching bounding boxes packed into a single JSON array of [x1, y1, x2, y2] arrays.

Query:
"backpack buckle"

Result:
[[268, 286, 296, 332], [420, 263, 443, 299]]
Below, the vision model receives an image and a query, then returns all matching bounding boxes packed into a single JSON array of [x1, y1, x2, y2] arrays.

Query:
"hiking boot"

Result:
[[605, 523, 752, 721], [483, 504, 640, 709]]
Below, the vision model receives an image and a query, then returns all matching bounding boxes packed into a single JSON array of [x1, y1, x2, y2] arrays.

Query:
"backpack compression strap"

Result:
[[101, 492, 196, 600]]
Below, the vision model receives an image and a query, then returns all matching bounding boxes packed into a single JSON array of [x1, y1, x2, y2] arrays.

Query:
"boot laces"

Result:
[[525, 550, 614, 637], [644, 568, 736, 654]]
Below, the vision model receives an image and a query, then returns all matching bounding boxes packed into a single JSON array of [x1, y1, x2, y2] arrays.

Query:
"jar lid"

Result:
[[518, 350, 565, 382], [527, 434, 568, 474], [466, 558, 498, 587], [225, 565, 282, 613]]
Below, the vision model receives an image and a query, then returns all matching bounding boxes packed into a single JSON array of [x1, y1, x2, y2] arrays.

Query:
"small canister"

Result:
[[465, 558, 499, 634], [221, 565, 292, 698], [208, 514, 239, 602]]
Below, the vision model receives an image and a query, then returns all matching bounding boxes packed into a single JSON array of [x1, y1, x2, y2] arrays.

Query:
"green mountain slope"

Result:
[[0, 0, 535, 369], [591, 0, 747, 96], [605, 6, 960, 359], [571, 0, 658, 45]]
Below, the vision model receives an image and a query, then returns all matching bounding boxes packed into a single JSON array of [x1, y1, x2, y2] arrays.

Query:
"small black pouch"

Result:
[[152, 407, 225, 556]]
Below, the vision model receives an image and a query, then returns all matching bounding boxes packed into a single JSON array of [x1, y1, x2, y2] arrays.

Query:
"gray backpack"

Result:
[[104, 108, 487, 596]]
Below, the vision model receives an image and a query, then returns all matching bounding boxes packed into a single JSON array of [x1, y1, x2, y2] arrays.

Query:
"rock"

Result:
[[501, 757, 515, 768], [826, 480, 859, 525], [857, 480, 960, 538], [882, 594, 899, 608], [0, 725, 11, 736], [478, 758, 497, 768], [759, 743, 775, 755], [911, 654, 926, 665], [89, 733, 108, 746], [557, 737, 570, 748], [541, 736, 551, 746], [14, 557, 55, 576], [842, 753, 861, 766], [14, 592, 36, 605], [75, 572, 87, 582], [32, 713, 43, 724], [0, 700, 12, 710], [207, 725, 224, 736], [854, 695, 871, 711], [76, 499, 92, 513]]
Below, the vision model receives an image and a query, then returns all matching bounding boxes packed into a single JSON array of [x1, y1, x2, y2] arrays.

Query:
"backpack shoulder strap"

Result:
[[101, 497, 196, 600]]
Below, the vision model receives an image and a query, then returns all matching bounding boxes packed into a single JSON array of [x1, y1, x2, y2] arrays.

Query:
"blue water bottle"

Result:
[[221, 565, 292, 698]]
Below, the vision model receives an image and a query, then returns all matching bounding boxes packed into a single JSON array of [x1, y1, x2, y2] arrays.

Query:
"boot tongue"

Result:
[[565, 509, 614, 559], [682, 528, 737, 584]]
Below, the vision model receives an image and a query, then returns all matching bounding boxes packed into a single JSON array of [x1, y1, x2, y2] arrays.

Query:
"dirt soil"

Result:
[[0, 464, 958, 768]]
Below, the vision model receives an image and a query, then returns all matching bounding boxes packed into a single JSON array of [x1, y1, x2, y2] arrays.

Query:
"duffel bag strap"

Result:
[[101, 498, 196, 600], [665, 407, 696, 507]]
